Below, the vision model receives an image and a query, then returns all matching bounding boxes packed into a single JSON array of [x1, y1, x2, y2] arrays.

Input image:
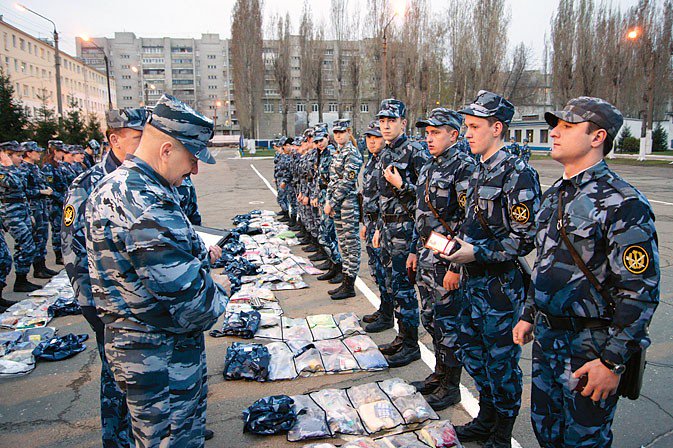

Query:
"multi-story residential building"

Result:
[[1, 17, 116, 125]]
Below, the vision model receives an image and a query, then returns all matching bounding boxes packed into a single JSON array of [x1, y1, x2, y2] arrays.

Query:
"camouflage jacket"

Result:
[[328, 141, 363, 210], [413, 143, 476, 267], [41, 162, 68, 204], [19, 162, 48, 202], [458, 148, 540, 264], [361, 153, 382, 228], [0, 165, 27, 202], [63, 150, 122, 308], [85, 154, 228, 335], [522, 160, 659, 365], [316, 144, 334, 204], [177, 176, 202, 226], [303, 148, 320, 200]]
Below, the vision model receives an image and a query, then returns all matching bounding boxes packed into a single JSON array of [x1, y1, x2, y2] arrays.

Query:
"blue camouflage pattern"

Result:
[[316, 144, 341, 264], [177, 176, 202, 226], [0, 164, 36, 274], [20, 160, 50, 261]]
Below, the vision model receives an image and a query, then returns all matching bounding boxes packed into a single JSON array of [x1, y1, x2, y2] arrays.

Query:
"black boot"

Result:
[[426, 366, 462, 410], [204, 428, 214, 440], [483, 415, 515, 448], [385, 325, 421, 368], [309, 250, 327, 262], [362, 310, 380, 324], [0, 287, 16, 312], [303, 241, 320, 253], [13, 274, 41, 292], [328, 272, 343, 285], [38, 259, 58, 276], [364, 313, 393, 332], [455, 400, 498, 443], [379, 323, 405, 356], [315, 260, 332, 271], [33, 259, 56, 279], [331, 276, 356, 300], [318, 262, 341, 281], [299, 235, 312, 245], [278, 214, 289, 223], [411, 352, 444, 394], [289, 215, 297, 227], [54, 250, 64, 265]]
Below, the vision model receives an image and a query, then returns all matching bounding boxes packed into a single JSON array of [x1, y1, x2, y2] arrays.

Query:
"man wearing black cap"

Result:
[[444, 91, 541, 447], [85, 95, 230, 447], [407, 108, 476, 411], [513, 97, 660, 447], [371, 98, 431, 367]]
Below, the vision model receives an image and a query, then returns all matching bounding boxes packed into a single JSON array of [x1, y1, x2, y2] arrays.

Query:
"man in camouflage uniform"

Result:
[[313, 129, 343, 277], [507, 137, 520, 157], [85, 95, 230, 448], [0, 225, 12, 311], [360, 121, 395, 331], [444, 91, 540, 447], [177, 176, 202, 226], [302, 131, 322, 255], [62, 108, 147, 448], [325, 119, 363, 299], [513, 97, 660, 447], [372, 99, 431, 367], [42, 140, 68, 264], [85, 139, 100, 169], [20, 141, 58, 279], [408, 109, 476, 411], [0, 141, 40, 293], [520, 138, 531, 164], [277, 138, 297, 226], [289, 138, 303, 233]]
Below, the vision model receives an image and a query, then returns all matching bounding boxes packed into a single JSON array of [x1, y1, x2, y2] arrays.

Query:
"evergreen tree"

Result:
[[0, 67, 29, 142], [61, 96, 87, 144], [617, 125, 633, 150], [652, 123, 669, 152], [29, 89, 60, 148], [84, 113, 105, 142]]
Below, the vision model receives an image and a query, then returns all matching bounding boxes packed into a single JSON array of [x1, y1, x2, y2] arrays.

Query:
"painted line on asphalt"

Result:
[[251, 163, 524, 448], [541, 183, 673, 207]]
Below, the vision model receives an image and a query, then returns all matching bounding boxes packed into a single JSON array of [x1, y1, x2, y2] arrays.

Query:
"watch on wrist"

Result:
[[600, 357, 626, 375]]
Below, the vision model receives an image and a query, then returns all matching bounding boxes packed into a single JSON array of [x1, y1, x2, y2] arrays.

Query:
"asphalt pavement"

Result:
[[0, 148, 672, 447]]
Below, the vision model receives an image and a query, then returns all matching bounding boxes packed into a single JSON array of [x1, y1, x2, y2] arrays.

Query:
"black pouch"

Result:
[[618, 349, 646, 400]]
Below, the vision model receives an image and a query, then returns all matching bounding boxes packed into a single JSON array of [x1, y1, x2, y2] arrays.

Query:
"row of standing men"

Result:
[[274, 92, 659, 448]]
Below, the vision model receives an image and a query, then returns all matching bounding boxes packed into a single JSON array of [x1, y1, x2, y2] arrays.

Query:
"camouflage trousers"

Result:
[[81, 307, 132, 448], [29, 199, 49, 261], [277, 185, 290, 213], [0, 231, 11, 286], [458, 267, 524, 417], [416, 261, 465, 367], [309, 205, 320, 239], [333, 195, 361, 278], [381, 222, 419, 329], [531, 323, 619, 447], [287, 186, 297, 219], [49, 200, 63, 253], [1, 203, 36, 275], [105, 328, 207, 448], [318, 208, 341, 264], [365, 225, 393, 315]]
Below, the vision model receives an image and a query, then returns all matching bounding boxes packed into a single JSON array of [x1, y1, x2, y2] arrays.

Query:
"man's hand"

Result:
[[406, 253, 417, 271], [212, 272, 231, 295], [280, 182, 286, 189], [208, 245, 222, 264], [512, 320, 535, 346], [444, 237, 476, 264], [40, 187, 53, 196], [301, 196, 309, 205], [372, 229, 381, 248], [573, 359, 621, 402], [443, 270, 461, 291], [383, 165, 403, 189], [360, 225, 366, 240], [0, 152, 12, 167], [311, 198, 319, 207], [324, 203, 333, 216]]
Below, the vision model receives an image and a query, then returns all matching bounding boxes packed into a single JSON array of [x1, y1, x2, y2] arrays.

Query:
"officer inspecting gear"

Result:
[[409, 108, 476, 411], [20, 141, 58, 279], [0, 141, 40, 293], [513, 97, 660, 448], [85, 94, 230, 448], [372, 99, 431, 368], [325, 119, 363, 300], [62, 107, 148, 448], [445, 91, 541, 447]]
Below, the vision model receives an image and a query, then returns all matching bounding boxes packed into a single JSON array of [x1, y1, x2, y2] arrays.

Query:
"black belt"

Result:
[[0, 198, 27, 204], [464, 260, 517, 277], [536, 311, 611, 332], [382, 214, 413, 224]]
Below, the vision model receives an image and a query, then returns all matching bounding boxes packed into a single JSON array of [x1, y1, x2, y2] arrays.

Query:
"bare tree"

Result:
[[298, 3, 325, 124], [473, 0, 510, 91], [231, 0, 264, 138], [273, 13, 292, 136], [551, 0, 577, 107]]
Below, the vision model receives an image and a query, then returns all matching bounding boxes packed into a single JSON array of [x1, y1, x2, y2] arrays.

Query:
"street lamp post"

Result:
[[213, 100, 222, 135], [81, 37, 113, 109], [381, 13, 397, 99], [17, 3, 63, 124]]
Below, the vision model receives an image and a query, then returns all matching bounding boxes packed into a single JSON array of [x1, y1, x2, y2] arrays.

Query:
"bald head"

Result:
[[134, 123, 199, 187]]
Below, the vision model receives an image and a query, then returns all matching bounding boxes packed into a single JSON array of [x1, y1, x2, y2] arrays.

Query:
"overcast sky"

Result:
[[1, 0, 643, 68]]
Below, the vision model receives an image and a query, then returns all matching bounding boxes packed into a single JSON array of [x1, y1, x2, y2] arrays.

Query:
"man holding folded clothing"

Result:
[[513, 97, 660, 447]]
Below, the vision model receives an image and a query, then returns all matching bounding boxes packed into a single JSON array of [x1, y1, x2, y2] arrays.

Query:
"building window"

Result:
[[121, 54, 130, 59], [122, 75, 131, 79], [207, 64, 216, 69], [526, 129, 534, 143], [360, 103, 369, 113], [122, 96, 133, 100], [208, 85, 217, 90], [514, 130, 522, 142], [296, 103, 306, 112], [540, 129, 549, 144], [207, 75, 217, 79], [312, 103, 319, 112], [207, 54, 216, 59], [344, 104, 352, 112], [142, 58, 164, 64], [122, 64, 130, 69], [264, 102, 274, 113], [122, 85, 132, 90], [328, 103, 338, 112]]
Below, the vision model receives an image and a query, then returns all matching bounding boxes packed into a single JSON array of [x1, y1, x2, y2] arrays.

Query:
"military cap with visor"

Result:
[[376, 99, 406, 119], [544, 96, 624, 142], [0, 141, 22, 152], [332, 119, 351, 132], [363, 120, 382, 137], [105, 108, 148, 131], [459, 90, 515, 125], [20, 141, 45, 153], [416, 108, 464, 132]]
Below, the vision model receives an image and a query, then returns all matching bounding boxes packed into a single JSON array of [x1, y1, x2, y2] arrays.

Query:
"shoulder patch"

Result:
[[623, 245, 649, 274], [63, 204, 75, 227], [510, 203, 530, 224], [348, 171, 356, 180], [458, 192, 467, 209]]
